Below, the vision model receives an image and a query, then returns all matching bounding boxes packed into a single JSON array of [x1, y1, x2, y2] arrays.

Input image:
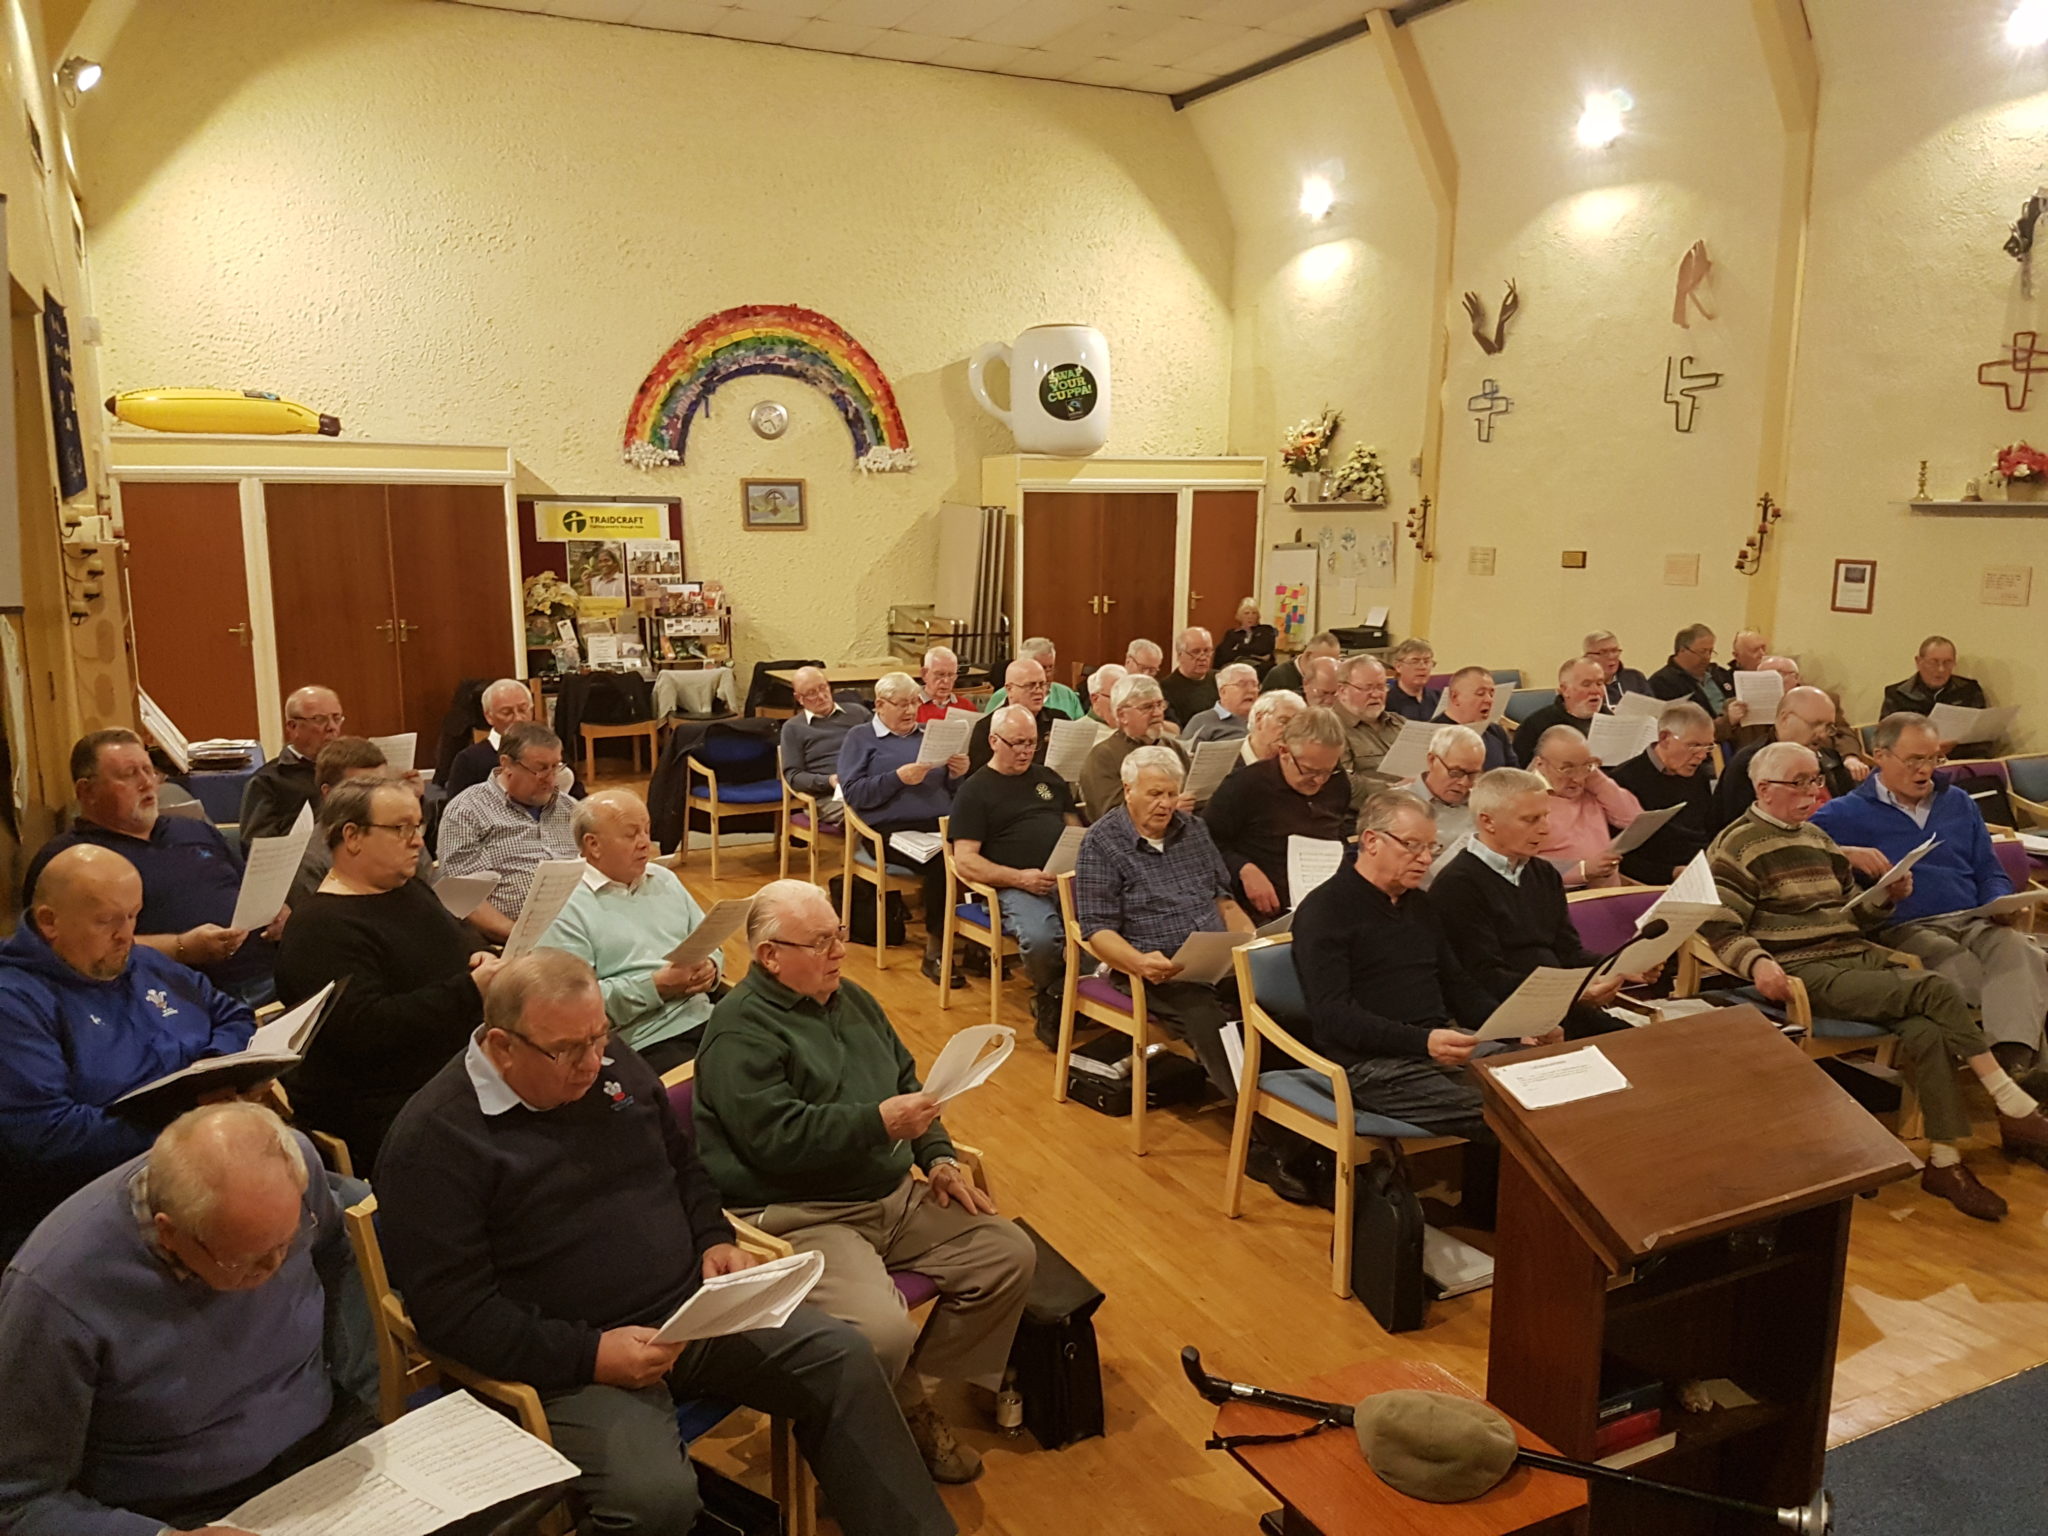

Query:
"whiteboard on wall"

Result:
[[1266, 544, 1318, 648]]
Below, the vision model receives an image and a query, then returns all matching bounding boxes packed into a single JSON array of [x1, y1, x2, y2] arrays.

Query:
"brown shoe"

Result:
[[1921, 1162, 2007, 1221], [1998, 1109, 2048, 1152], [904, 1398, 984, 1484]]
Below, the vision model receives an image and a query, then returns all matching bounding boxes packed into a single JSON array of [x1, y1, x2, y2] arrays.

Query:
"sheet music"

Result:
[[1604, 801, 1684, 856], [1421, 833, 1470, 890], [1732, 670, 1784, 717], [1490, 1046, 1631, 1111], [1286, 836, 1345, 905], [138, 689, 191, 774], [1045, 717, 1103, 782], [1475, 965, 1596, 1041], [922, 1024, 1014, 1103], [651, 1251, 825, 1345], [887, 831, 943, 863], [432, 873, 500, 920], [369, 732, 417, 774], [225, 1389, 578, 1536], [1595, 884, 1719, 978], [1183, 739, 1238, 803], [1847, 834, 1938, 911], [1374, 719, 1438, 784], [1963, 888, 2048, 920], [1586, 712, 1656, 766], [1613, 692, 1665, 720], [666, 897, 753, 968], [1041, 824, 1086, 878], [1928, 702, 2018, 744], [915, 715, 973, 765], [1254, 911, 1293, 938], [1169, 929, 1247, 987], [249, 981, 338, 1056], [1487, 687, 1514, 724], [501, 860, 589, 959], [231, 817, 317, 931]]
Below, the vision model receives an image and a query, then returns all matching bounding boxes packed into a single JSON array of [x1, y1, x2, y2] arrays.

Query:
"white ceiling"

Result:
[[450, 0, 1371, 95]]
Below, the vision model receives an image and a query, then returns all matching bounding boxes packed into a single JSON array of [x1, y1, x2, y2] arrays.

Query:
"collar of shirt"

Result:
[[465, 1028, 548, 1115], [1751, 804, 1799, 831], [279, 745, 308, 766], [1469, 838, 1524, 885], [871, 715, 898, 738], [1212, 703, 1233, 720], [804, 705, 840, 724], [487, 728, 503, 750], [1124, 809, 1191, 850], [579, 861, 643, 895], [1871, 774, 1934, 827], [744, 966, 836, 1019], [489, 770, 551, 820]]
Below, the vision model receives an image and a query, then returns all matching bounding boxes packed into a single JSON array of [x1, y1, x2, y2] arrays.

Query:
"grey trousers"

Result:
[[541, 1302, 954, 1536], [745, 1176, 1036, 1393], [1121, 976, 1238, 1099], [1341, 1040, 1516, 1142], [1883, 915, 2048, 1054]]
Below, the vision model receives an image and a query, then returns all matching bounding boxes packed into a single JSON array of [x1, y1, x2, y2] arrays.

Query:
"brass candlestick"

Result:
[[1736, 492, 1782, 575], [1404, 496, 1435, 561]]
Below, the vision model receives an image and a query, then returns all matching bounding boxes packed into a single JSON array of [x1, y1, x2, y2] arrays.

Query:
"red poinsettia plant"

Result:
[[1991, 441, 2048, 483]]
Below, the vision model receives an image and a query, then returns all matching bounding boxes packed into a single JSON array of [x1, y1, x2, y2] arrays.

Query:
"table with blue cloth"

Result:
[[180, 744, 266, 828]]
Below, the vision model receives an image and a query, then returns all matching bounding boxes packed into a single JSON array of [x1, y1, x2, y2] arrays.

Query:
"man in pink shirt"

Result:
[[1528, 725, 1642, 887]]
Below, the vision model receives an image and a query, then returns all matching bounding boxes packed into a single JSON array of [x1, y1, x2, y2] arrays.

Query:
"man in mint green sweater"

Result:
[[694, 879, 1035, 1486], [538, 790, 721, 1074]]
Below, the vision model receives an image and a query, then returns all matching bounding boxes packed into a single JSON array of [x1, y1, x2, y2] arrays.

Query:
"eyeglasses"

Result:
[[508, 757, 563, 776], [990, 733, 1037, 751], [1887, 753, 1947, 771], [1544, 760, 1595, 777], [1281, 750, 1337, 784], [767, 927, 850, 959], [98, 764, 164, 788], [366, 820, 425, 842], [287, 713, 346, 728], [1373, 829, 1443, 860], [1759, 775, 1826, 791], [1431, 759, 1480, 783], [505, 1026, 614, 1065], [187, 1207, 318, 1276]]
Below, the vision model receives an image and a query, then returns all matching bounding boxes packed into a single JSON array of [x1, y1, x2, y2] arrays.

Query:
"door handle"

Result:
[[1189, 590, 1204, 609], [397, 619, 418, 643], [1101, 594, 1116, 610], [374, 619, 396, 644], [227, 623, 250, 648]]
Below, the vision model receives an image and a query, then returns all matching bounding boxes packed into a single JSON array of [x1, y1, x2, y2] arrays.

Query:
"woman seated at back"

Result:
[[275, 775, 500, 1175], [1214, 598, 1278, 677]]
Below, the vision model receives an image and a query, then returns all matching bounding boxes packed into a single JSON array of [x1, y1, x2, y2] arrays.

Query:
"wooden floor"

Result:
[[610, 766, 2048, 1532]]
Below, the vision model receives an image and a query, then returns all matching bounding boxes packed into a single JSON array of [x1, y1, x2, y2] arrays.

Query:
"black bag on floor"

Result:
[[1063, 1037, 1206, 1117], [1350, 1155, 1427, 1333], [827, 875, 907, 948], [1007, 1219, 1106, 1450]]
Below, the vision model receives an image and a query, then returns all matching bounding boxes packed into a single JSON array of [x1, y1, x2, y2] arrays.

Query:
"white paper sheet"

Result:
[[1605, 801, 1684, 857], [1586, 713, 1656, 766], [1366, 605, 1390, 627], [1286, 835, 1345, 905], [1667, 849, 1721, 907], [1254, 911, 1294, 938], [922, 1024, 1014, 1103], [225, 1387, 578, 1536], [1169, 928, 1248, 986], [651, 1250, 826, 1345], [1847, 834, 1939, 911], [1183, 739, 1239, 803], [1475, 966, 1596, 1041], [249, 981, 338, 1055], [432, 873, 500, 921], [1374, 719, 1439, 784], [1732, 671, 1784, 717], [1045, 717, 1104, 782], [1613, 692, 1665, 720], [1041, 824, 1086, 878], [1961, 887, 2048, 920], [887, 831, 943, 863], [139, 690, 192, 775], [1421, 833, 1470, 890], [231, 817, 317, 931], [369, 732, 417, 774], [667, 897, 754, 968], [1927, 702, 2019, 745], [1490, 1045, 1632, 1110], [916, 714, 973, 765], [500, 859, 590, 959]]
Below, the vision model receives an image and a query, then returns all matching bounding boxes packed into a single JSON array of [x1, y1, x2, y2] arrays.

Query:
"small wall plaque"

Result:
[[1468, 546, 1497, 576], [1982, 565, 2033, 607], [1663, 553, 1700, 587]]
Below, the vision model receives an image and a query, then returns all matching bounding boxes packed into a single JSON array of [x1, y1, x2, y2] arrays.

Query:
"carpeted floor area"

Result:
[[1828, 1363, 2046, 1535]]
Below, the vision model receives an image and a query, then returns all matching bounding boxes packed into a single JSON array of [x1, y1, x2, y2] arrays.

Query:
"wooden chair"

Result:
[[1052, 870, 1185, 1155], [1222, 935, 1463, 1300], [580, 717, 663, 783], [344, 1194, 815, 1536], [778, 755, 845, 885], [1564, 886, 1677, 1021], [937, 815, 1023, 1028], [840, 805, 923, 969], [679, 730, 785, 883]]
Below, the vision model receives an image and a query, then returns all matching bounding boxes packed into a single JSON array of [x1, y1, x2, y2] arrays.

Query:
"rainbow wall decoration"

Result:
[[622, 304, 915, 473]]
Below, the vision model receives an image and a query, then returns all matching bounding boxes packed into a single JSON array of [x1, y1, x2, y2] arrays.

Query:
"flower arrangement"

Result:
[[1327, 443, 1388, 503], [1992, 441, 2048, 484], [1280, 409, 1341, 475]]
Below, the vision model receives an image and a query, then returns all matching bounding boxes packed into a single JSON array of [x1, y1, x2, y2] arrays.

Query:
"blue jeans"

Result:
[[996, 888, 1064, 995]]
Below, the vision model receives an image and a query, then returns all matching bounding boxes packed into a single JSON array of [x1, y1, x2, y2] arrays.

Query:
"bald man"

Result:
[[1160, 628, 1219, 727], [0, 846, 254, 1256], [966, 658, 1057, 774], [238, 684, 345, 848], [1714, 685, 1855, 829]]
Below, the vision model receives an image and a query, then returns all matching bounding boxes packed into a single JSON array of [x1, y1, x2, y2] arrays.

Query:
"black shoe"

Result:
[[920, 955, 964, 989], [1247, 1143, 1318, 1206]]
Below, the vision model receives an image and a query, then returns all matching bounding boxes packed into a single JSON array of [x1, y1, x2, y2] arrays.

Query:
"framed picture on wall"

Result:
[[742, 478, 807, 530], [1831, 558, 1877, 614]]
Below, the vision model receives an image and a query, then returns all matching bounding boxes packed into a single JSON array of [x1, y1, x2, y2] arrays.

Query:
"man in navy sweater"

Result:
[[1812, 713, 2047, 1100], [379, 949, 952, 1536]]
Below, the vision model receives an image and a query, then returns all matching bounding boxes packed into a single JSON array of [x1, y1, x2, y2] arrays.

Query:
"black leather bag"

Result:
[[827, 875, 907, 948], [1008, 1219, 1106, 1449], [1350, 1156, 1427, 1333]]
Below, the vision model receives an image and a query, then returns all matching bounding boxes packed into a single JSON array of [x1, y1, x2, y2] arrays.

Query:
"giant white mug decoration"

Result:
[[967, 324, 1111, 456]]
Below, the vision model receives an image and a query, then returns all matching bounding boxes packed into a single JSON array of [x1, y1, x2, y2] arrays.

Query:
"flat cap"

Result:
[[1354, 1389, 1519, 1503]]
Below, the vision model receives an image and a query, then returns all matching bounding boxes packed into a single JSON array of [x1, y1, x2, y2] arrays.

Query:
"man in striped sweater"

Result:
[[1702, 741, 2048, 1221]]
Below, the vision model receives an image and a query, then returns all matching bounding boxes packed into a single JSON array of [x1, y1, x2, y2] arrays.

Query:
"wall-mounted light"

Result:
[[1299, 174, 1335, 221], [1575, 88, 1631, 149], [57, 57, 102, 106], [2010, 0, 2048, 48]]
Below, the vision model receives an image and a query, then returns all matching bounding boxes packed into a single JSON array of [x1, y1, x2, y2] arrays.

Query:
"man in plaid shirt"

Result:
[[437, 721, 580, 942]]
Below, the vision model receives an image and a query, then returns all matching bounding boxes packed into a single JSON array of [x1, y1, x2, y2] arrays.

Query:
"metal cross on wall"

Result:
[[1664, 355, 1723, 432], [1466, 379, 1512, 441], [1977, 331, 2048, 411]]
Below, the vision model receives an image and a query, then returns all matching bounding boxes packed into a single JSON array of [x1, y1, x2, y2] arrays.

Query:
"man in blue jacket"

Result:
[[1812, 713, 2048, 1114], [0, 845, 254, 1257]]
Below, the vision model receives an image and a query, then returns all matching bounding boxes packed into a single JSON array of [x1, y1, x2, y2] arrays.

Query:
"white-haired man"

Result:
[[950, 705, 1083, 1046], [1607, 700, 1719, 883], [695, 882, 1036, 1484], [965, 658, 1057, 773], [1301, 654, 1342, 711], [1704, 741, 2048, 1219], [915, 645, 962, 723], [0, 1103, 368, 1533], [984, 638, 1085, 720], [1085, 663, 1128, 727], [1334, 655, 1401, 808], [1584, 630, 1650, 710], [1078, 673, 1185, 823], [1160, 627, 1219, 727], [779, 665, 872, 826], [1402, 723, 1486, 850], [238, 683, 345, 847], [1240, 689, 1304, 769], [1512, 656, 1606, 766], [1529, 724, 1642, 888], [1437, 666, 1514, 770], [1183, 663, 1259, 745], [1123, 638, 1164, 679], [538, 788, 721, 1075]]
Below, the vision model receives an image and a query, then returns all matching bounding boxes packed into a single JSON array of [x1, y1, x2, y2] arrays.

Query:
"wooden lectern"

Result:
[[1474, 1008, 1916, 1534]]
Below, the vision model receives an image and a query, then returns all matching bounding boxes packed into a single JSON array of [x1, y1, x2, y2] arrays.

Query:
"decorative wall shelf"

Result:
[[1907, 499, 2048, 516], [1286, 500, 1389, 510]]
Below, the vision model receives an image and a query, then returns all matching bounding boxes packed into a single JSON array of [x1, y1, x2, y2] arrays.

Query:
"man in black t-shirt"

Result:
[[949, 705, 1083, 1046]]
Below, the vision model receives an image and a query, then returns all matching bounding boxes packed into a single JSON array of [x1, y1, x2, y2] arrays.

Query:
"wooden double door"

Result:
[[122, 480, 513, 744], [1019, 488, 1259, 685]]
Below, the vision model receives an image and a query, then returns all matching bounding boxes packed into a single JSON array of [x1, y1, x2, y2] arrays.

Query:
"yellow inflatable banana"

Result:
[[105, 388, 340, 436]]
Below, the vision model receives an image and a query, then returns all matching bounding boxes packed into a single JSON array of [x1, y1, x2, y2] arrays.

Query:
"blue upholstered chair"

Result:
[[2003, 754, 2048, 828], [1503, 687, 1557, 725], [1223, 936, 1464, 1300], [936, 816, 1023, 1028], [679, 725, 785, 883]]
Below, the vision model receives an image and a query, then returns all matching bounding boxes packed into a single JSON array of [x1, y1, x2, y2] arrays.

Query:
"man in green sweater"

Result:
[[1703, 741, 2048, 1221], [694, 879, 1036, 1485]]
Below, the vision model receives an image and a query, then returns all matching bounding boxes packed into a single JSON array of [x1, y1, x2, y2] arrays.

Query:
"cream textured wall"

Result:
[[78, 0, 1235, 665]]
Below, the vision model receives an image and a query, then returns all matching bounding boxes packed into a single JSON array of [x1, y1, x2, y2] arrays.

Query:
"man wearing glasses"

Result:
[[696, 881, 1035, 1487], [275, 776, 499, 1175], [1292, 790, 1522, 1225], [1713, 685, 1855, 830], [1333, 655, 1402, 808], [24, 729, 284, 1003], [381, 949, 954, 1535], [444, 676, 586, 802], [964, 658, 1057, 773], [1608, 701, 1720, 884], [1077, 673, 1185, 824], [1200, 707, 1351, 918], [1583, 629, 1650, 710], [1704, 740, 2048, 1220], [1398, 723, 1486, 854], [438, 721, 581, 943], [778, 665, 870, 827], [1160, 627, 1219, 728], [1649, 623, 1751, 738], [1384, 638, 1441, 722], [0, 845, 255, 1257], [0, 1103, 372, 1534], [1528, 725, 1642, 888], [1813, 713, 2048, 1109], [237, 684, 346, 849]]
